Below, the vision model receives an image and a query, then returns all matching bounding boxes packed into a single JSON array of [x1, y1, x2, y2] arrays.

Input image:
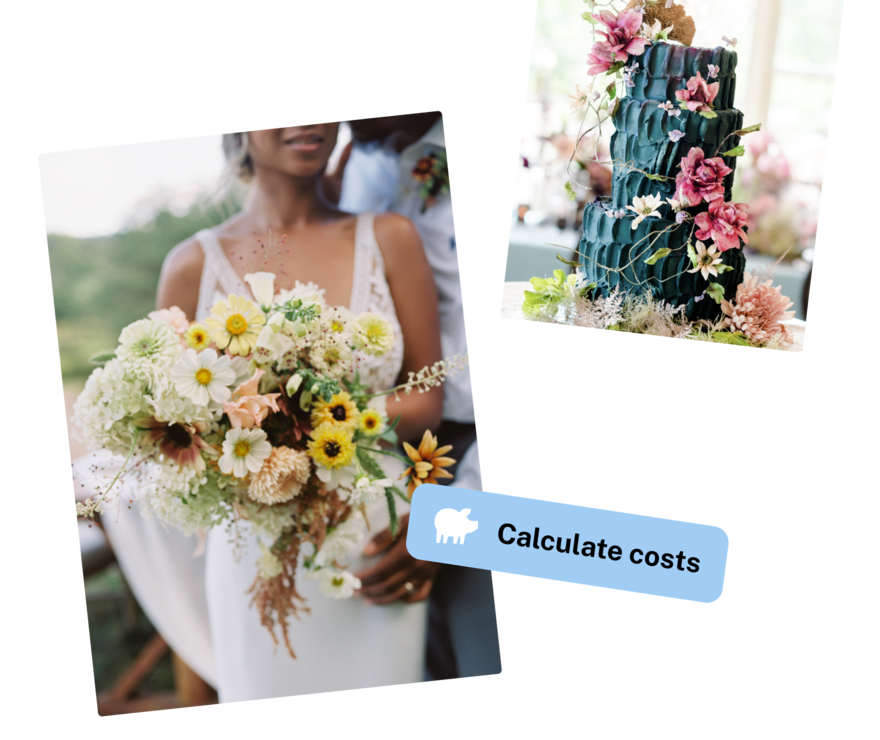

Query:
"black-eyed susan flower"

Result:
[[311, 391, 359, 431], [308, 424, 356, 470], [205, 294, 266, 356], [357, 408, 385, 437]]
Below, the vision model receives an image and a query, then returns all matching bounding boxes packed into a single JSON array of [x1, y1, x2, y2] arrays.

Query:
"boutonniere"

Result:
[[411, 150, 450, 213]]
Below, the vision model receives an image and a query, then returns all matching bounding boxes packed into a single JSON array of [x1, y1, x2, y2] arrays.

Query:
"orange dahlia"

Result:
[[400, 430, 455, 497]]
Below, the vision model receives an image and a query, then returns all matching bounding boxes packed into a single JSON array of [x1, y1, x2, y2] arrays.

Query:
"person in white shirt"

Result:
[[334, 113, 500, 680]]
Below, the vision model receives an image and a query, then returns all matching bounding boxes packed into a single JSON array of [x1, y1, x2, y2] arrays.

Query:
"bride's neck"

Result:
[[244, 167, 328, 231]]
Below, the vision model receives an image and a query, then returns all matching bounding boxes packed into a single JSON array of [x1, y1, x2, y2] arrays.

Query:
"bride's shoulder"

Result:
[[372, 213, 422, 263], [156, 235, 207, 316]]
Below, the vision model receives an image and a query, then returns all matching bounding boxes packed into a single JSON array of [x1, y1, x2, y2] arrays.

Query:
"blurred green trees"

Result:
[[48, 195, 242, 382]]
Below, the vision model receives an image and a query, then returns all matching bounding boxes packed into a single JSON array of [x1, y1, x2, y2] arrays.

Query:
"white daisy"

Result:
[[169, 348, 237, 406], [219, 427, 272, 478]]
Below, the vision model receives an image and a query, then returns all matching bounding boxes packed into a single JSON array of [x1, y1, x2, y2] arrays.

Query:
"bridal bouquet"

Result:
[[73, 272, 465, 656]]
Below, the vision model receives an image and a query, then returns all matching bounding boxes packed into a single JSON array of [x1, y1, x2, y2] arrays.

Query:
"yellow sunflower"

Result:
[[400, 430, 455, 497], [205, 294, 266, 356], [308, 424, 356, 470], [310, 391, 359, 431]]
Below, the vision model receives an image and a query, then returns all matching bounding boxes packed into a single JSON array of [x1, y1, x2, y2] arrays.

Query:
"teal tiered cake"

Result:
[[578, 42, 747, 320]]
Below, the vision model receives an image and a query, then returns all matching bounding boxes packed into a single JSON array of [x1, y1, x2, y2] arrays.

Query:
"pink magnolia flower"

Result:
[[675, 72, 720, 113], [721, 272, 795, 345], [224, 368, 281, 429], [675, 147, 733, 207], [694, 200, 750, 252], [587, 9, 650, 76], [148, 306, 189, 335]]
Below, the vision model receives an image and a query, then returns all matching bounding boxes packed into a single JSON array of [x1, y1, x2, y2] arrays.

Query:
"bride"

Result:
[[154, 123, 446, 702]]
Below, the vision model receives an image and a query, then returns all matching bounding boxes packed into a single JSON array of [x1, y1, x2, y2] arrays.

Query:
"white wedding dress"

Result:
[[198, 212, 428, 702]]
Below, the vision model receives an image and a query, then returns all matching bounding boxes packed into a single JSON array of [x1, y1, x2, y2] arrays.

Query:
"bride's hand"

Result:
[[354, 514, 442, 605]]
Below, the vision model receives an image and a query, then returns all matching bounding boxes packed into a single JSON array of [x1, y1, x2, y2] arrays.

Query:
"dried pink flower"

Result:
[[675, 72, 720, 113], [675, 147, 733, 207], [721, 272, 795, 345], [695, 200, 750, 252], [587, 9, 650, 76]]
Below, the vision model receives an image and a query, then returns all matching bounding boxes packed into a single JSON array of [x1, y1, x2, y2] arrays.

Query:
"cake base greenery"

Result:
[[522, 269, 796, 351]]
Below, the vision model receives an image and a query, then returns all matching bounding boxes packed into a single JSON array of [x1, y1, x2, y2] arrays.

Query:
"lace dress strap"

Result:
[[349, 213, 375, 314], [194, 229, 252, 321]]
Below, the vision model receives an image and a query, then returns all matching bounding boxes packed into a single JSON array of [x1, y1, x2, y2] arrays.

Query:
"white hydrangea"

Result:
[[73, 359, 152, 455], [142, 464, 230, 535]]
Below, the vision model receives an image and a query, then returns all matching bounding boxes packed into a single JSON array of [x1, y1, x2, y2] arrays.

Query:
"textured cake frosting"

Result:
[[579, 42, 746, 320]]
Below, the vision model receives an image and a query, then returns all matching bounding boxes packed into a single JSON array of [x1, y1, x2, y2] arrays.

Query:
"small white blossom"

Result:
[[627, 194, 664, 230]]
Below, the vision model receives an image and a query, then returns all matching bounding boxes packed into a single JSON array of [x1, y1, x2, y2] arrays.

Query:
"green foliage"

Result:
[[88, 350, 117, 365], [563, 180, 578, 202], [710, 331, 750, 346], [706, 283, 726, 304], [522, 270, 578, 318], [644, 248, 672, 266], [734, 123, 762, 136], [722, 145, 746, 157], [48, 194, 242, 382]]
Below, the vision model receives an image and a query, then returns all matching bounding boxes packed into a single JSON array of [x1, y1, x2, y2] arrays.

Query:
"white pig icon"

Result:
[[434, 508, 479, 545]]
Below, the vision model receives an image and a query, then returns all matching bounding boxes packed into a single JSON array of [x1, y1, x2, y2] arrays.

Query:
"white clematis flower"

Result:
[[627, 194, 664, 230], [688, 241, 724, 280], [244, 272, 277, 308]]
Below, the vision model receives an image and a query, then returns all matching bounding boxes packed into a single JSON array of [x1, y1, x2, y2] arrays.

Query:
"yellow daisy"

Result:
[[358, 408, 385, 437], [184, 323, 211, 351], [205, 294, 266, 356], [308, 424, 356, 470], [311, 391, 359, 431]]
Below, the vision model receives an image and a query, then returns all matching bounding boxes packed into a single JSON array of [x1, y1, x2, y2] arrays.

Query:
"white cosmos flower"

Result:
[[305, 568, 361, 599], [169, 348, 237, 406], [315, 463, 357, 492], [219, 427, 272, 478], [627, 194, 664, 230], [244, 272, 277, 308]]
